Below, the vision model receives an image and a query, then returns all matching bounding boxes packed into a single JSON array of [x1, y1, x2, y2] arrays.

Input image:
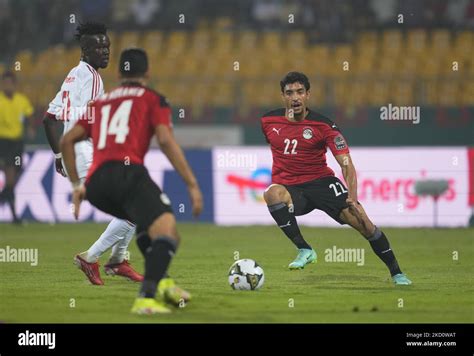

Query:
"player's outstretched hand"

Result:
[[188, 185, 203, 218], [72, 185, 86, 220], [55, 158, 67, 177]]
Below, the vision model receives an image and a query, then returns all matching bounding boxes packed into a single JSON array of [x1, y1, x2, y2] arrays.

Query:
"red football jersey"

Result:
[[76, 84, 172, 182], [261, 108, 350, 186]]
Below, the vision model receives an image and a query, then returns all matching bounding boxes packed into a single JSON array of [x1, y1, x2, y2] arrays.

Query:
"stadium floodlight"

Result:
[[414, 180, 449, 228]]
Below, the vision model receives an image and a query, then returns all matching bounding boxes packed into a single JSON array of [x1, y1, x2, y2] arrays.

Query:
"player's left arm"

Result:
[[334, 153, 358, 204], [60, 124, 88, 220], [323, 122, 358, 207]]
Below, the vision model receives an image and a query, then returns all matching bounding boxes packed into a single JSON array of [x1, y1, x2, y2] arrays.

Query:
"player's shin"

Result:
[[367, 227, 402, 276], [84, 218, 131, 262], [268, 202, 311, 249], [109, 222, 136, 264], [139, 236, 177, 298]]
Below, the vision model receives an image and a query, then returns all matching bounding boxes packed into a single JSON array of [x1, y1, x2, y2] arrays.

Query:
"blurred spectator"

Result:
[[2, 0, 474, 63], [313, 0, 352, 42], [80, 0, 111, 22], [301, 0, 316, 28], [466, 0, 474, 27], [130, 0, 161, 27], [252, 0, 284, 28], [0, 0, 12, 56], [370, 0, 396, 24], [398, 0, 426, 26], [447, 0, 470, 25], [0, 0, 10, 22]]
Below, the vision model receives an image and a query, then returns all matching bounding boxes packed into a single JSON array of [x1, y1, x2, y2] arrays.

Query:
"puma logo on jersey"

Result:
[[64, 76, 75, 83], [272, 127, 282, 135], [278, 221, 291, 228]]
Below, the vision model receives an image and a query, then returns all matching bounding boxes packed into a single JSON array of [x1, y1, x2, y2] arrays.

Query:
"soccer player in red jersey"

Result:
[[261, 72, 411, 285], [61, 48, 204, 314]]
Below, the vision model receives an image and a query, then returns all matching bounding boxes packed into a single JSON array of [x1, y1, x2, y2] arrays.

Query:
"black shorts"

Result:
[[86, 161, 173, 233], [284, 176, 349, 224], [0, 138, 23, 168]]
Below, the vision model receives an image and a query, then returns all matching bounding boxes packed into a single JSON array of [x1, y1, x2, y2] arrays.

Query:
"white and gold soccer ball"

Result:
[[228, 259, 264, 290]]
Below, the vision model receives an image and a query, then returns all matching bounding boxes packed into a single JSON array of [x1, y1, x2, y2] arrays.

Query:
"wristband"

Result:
[[72, 181, 83, 190], [55, 152, 62, 159]]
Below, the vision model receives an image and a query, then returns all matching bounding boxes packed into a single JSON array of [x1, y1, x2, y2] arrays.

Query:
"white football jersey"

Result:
[[47, 61, 104, 178]]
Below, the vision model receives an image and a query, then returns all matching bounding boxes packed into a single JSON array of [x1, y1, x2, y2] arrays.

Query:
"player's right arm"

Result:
[[60, 123, 89, 220], [43, 89, 66, 176]]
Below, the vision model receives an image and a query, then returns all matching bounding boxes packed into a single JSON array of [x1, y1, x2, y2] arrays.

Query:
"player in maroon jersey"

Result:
[[60, 48, 204, 314], [261, 72, 411, 285]]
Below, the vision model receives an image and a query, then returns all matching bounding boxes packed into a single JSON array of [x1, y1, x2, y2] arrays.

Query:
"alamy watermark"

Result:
[[0, 246, 38, 266], [324, 246, 365, 266], [380, 103, 420, 125], [216, 150, 257, 170], [18, 330, 55, 349]]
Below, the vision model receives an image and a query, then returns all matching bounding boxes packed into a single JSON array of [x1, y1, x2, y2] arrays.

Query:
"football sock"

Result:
[[85, 218, 135, 263], [368, 227, 402, 276], [136, 231, 151, 256], [137, 232, 169, 280], [139, 236, 177, 298], [109, 221, 136, 264], [268, 202, 311, 250]]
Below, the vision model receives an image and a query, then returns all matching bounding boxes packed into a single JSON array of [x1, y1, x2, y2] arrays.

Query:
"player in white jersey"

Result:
[[42, 22, 143, 285]]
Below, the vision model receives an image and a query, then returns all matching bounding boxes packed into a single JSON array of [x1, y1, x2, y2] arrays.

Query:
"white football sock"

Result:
[[108, 222, 136, 264], [85, 219, 135, 263]]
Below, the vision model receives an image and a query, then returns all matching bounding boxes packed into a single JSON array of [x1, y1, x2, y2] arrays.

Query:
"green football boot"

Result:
[[288, 248, 317, 270], [130, 298, 171, 315], [158, 278, 192, 307], [392, 273, 412, 285]]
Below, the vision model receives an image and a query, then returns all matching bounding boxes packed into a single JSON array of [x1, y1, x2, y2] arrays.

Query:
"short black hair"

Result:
[[2, 70, 16, 81], [74, 21, 107, 41], [119, 48, 148, 77], [280, 71, 310, 92]]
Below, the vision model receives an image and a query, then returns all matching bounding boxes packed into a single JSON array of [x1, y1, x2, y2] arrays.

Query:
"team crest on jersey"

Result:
[[302, 128, 313, 139], [160, 193, 171, 206], [334, 135, 347, 150]]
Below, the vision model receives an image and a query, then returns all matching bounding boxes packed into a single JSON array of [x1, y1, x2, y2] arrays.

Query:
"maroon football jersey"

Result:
[[261, 108, 350, 186], [76, 84, 172, 182]]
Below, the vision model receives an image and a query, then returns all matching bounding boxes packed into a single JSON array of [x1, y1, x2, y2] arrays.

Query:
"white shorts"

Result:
[[63, 140, 93, 180]]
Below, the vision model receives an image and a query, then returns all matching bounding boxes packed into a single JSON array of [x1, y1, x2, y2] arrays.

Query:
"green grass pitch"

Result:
[[0, 223, 472, 323]]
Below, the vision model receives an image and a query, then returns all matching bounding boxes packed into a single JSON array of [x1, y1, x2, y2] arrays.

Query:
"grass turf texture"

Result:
[[0, 223, 472, 323]]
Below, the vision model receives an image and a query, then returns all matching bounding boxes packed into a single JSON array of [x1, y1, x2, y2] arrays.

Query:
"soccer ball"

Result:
[[228, 259, 264, 290]]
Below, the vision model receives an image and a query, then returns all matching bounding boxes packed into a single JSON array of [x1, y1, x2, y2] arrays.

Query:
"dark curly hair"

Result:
[[74, 21, 107, 41], [280, 71, 310, 92]]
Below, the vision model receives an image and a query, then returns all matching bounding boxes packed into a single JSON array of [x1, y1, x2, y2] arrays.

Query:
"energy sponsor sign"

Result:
[[213, 147, 471, 227], [1, 147, 470, 226]]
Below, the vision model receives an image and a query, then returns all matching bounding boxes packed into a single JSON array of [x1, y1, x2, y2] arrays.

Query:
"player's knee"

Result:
[[353, 222, 374, 239], [148, 212, 179, 242], [263, 184, 287, 205]]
